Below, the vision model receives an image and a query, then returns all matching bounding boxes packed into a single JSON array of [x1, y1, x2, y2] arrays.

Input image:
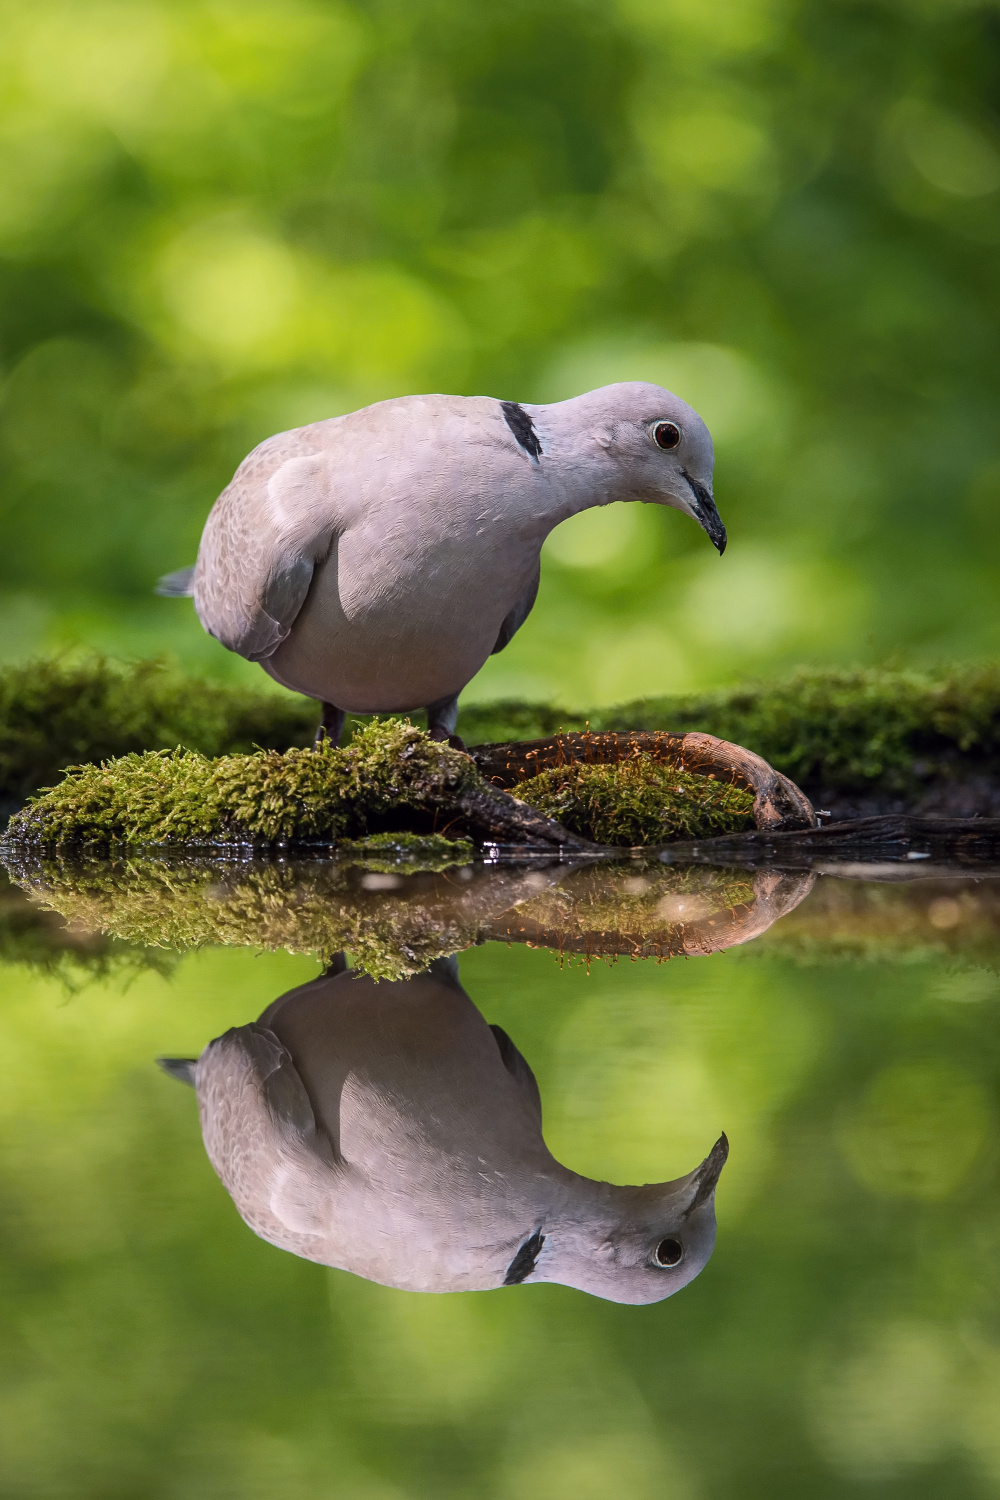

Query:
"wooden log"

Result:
[[472, 729, 817, 834]]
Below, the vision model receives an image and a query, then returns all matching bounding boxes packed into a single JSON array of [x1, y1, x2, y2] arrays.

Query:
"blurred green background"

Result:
[[2, 0, 1000, 707]]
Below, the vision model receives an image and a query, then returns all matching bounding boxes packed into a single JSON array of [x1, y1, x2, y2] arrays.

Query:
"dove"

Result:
[[157, 384, 723, 743], [160, 955, 727, 1302]]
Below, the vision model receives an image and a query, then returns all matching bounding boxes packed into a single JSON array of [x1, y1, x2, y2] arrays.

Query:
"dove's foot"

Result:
[[428, 726, 468, 751], [425, 692, 462, 749], [315, 702, 346, 748]]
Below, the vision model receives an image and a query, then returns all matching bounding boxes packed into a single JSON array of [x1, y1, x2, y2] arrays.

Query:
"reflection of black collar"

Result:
[[503, 1229, 545, 1285]]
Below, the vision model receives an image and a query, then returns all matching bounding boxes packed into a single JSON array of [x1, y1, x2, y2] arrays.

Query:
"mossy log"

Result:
[[9, 657, 1000, 820], [2, 721, 813, 854], [9, 657, 1000, 822], [3, 722, 592, 854], [473, 730, 816, 834]]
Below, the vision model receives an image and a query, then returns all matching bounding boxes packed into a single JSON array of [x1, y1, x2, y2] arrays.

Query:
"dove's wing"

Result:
[[197, 1023, 339, 1255], [489, 1024, 543, 1126], [193, 429, 340, 662], [490, 562, 540, 655]]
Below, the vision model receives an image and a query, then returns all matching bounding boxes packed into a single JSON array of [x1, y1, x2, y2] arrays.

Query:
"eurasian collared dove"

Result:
[[157, 384, 724, 743], [159, 955, 727, 1302]]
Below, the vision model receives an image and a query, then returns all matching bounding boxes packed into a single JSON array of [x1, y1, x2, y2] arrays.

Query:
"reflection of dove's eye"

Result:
[[654, 1237, 684, 1267]]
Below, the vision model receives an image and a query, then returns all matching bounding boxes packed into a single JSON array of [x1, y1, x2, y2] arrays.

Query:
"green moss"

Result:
[[0, 869, 175, 988], [7, 656, 1000, 815], [0, 654, 318, 805], [335, 832, 474, 871], [513, 758, 755, 845], [9, 720, 760, 852], [587, 663, 1000, 792], [6, 720, 479, 850]]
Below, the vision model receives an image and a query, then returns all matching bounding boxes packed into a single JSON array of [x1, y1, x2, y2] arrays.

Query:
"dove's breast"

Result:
[[265, 518, 539, 712]]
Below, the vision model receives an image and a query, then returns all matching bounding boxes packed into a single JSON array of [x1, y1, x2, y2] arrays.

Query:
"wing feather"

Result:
[[491, 563, 540, 655], [193, 431, 338, 661], [197, 1023, 338, 1253]]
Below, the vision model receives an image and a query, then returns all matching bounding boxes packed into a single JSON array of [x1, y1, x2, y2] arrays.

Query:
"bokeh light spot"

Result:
[[839, 1059, 991, 1200], [157, 222, 300, 361], [654, 111, 771, 193], [809, 1321, 963, 1477], [21, 4, 171, 127], [544, 503, 647, 569], [890, 100, 1000, 198]]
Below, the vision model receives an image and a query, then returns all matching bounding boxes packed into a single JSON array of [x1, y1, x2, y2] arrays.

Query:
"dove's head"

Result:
[[527, 1133, 729, 1305], [535, 381, 725, 554]]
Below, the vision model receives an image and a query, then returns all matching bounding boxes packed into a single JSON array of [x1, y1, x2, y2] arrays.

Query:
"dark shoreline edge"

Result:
[[659, 814, 1000, 874], [7, 814, 1000, 877]]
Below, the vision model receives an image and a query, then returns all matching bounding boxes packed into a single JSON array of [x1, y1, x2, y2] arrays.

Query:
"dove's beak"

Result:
[[682, 1133, 730, 1215], [683, 471, 727, 555]]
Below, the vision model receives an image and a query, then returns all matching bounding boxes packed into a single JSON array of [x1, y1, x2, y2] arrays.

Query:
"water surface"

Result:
[[1, 863, 998, 1498]]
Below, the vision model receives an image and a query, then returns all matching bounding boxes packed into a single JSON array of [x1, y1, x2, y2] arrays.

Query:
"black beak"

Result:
[[683, 1132, 729, 1216], [682, 471, 727, 555]]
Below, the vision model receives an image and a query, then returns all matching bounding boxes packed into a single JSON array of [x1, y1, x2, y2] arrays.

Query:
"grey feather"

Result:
[[155, 566, 195, 598], [489, 1024, 542, 1125], [243, 557, 316, 663], [157, 1056, 198, 1086], [491, 564, 540, 655], [195, 1023, 338, 1253], [192, 434, 332, 663]]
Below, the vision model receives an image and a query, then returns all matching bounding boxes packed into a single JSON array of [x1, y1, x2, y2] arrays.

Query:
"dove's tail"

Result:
[[155, 565, 196, 598], [157, 1056, 198, 1086]]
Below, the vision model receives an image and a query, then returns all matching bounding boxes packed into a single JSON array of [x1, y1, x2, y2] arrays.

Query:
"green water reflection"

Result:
[[1, 882, 999, 1496]]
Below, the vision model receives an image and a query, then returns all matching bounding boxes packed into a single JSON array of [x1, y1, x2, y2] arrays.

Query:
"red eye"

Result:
[[653, 422, 681, 450]]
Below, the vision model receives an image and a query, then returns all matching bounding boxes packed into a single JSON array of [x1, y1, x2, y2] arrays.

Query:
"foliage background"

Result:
[[2, 0, 999, 708]]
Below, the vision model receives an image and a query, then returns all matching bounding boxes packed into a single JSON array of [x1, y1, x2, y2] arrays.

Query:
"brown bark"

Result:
[[471, 729, 817, 833]]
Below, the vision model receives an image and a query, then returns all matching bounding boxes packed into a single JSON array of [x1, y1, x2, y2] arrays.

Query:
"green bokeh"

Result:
[[1, 0, 999, 704]]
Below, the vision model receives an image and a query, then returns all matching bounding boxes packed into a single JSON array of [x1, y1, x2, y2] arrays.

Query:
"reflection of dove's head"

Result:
[[160, 956, 726, 1304], [529, 1133, 728, 1305]]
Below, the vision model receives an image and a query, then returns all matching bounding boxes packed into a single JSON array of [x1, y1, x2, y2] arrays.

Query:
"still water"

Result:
[[1, 859, 998, 1498]]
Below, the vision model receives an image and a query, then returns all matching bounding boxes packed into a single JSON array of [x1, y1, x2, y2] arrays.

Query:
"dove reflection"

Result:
[[161, 955, 727, 1303]]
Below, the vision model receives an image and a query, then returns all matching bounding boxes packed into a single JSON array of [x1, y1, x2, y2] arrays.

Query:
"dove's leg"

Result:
[[425, 692, 465, 751], [315, 702, 346, 747]]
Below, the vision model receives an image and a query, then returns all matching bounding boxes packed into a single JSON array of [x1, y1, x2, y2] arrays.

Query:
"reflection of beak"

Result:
[[682, 1133, 729, 1216], [682, 471, 727, 555]]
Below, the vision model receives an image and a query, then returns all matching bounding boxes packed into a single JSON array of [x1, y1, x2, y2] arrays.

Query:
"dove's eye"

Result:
[[653, 422, 681, 451], [654, 1237, 684, 1267]]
